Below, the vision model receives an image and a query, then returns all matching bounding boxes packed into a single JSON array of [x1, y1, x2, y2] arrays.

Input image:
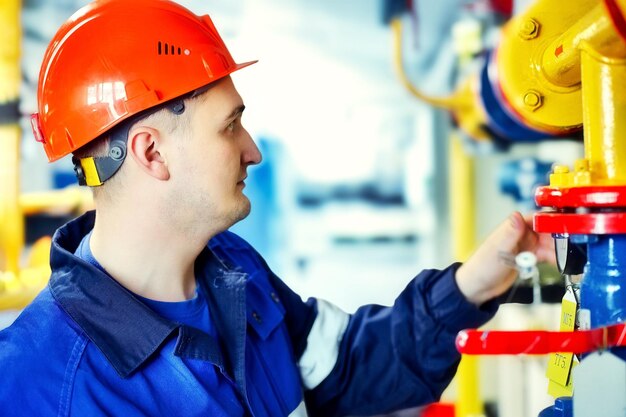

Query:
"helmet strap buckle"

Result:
[[72, 139, 127, 187]]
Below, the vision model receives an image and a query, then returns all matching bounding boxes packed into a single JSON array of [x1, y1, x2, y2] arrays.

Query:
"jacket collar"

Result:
[[48, 211, 244, 380]]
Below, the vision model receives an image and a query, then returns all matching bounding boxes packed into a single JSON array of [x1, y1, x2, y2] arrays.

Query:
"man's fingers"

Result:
[[535, 235, 557, 264], [516, 212, 556, 265], [507, 212, 539, 253]]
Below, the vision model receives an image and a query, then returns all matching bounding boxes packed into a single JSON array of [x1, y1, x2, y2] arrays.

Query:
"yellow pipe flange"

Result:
[[495, 0, 598, 135]]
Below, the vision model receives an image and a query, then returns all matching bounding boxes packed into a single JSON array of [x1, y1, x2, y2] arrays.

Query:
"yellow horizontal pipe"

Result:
[[19, 187, 94, 216]]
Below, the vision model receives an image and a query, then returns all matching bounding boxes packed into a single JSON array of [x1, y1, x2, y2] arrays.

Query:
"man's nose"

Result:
[[243, 130, 262, 166]]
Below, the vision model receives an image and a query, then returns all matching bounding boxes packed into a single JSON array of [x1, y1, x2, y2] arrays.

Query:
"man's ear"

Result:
[[127, 126, 170, 181]]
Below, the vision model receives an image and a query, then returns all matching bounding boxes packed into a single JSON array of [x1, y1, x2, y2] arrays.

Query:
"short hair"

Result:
[[72, 96, 198, 201]]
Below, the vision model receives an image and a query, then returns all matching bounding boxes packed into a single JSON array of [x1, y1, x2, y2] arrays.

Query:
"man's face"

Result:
[[165, 76, 262, 235]]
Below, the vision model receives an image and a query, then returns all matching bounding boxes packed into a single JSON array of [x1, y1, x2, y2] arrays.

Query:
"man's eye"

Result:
[[227, 121, 236, 132]]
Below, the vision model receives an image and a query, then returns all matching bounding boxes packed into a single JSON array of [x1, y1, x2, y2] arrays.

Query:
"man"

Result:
[[0, 0, 554, 416]]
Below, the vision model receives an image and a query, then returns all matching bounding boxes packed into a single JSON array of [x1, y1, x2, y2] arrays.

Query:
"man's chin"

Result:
[[231, 198, 252, 225]]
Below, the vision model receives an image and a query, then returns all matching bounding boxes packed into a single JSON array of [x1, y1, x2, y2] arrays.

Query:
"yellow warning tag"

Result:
[[546, 352, 573, 386], [548, 379, 572, 398], [546, 289, 577, 391], [559, 290, 577, 332], [547, 356, 578, 397]]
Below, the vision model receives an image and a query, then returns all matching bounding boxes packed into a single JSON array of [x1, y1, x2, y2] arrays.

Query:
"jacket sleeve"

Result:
[[279, 263, 498, 417], [218, 233, 498, 417]]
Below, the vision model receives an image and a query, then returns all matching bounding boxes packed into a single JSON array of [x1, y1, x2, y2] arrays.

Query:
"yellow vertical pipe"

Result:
[[0, 0, 23, 275], [0, 125, 22, 274], [579, 41, 626, 185], [449, 133, 476, 261], [449, 132, 483, 417]]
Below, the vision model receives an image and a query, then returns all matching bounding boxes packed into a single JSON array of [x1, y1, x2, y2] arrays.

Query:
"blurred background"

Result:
[[2, 0, 592, 416], [18, 0, 463, 312]]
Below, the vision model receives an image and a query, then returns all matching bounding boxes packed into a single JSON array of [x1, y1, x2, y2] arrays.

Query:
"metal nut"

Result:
[[519, 18, 540, 40], [552, 165, 570, 174], [523, 90, 543, 111]]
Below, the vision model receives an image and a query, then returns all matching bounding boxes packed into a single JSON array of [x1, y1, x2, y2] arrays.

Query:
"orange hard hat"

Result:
[[32, 0, 256, 162]]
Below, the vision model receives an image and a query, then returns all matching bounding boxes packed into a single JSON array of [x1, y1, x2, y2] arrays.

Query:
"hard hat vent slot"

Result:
[[158, 41, 183, 56]]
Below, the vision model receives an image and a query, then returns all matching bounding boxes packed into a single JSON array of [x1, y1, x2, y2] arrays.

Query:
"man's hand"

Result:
[[455, 212, 556, 306]]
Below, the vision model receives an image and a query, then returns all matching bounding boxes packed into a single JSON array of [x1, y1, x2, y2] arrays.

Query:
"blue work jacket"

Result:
[[0, 212, 497, 416]]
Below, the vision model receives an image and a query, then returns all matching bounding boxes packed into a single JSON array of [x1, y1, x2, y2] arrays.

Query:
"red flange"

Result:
[[534, 185, 626, 234], [534, 211, 626, 234], [535, 185, 626, 208]]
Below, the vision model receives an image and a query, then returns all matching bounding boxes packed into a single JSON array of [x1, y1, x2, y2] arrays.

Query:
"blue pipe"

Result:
[[540, 234, 626, 416], [539, 397, 573, 417], [582, 234, 626, 328], [478, 52, 551, 142]]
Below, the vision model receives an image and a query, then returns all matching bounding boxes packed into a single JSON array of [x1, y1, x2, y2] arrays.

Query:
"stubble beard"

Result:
[[165, 185, 253, 242], [231, 195, 252, 225]]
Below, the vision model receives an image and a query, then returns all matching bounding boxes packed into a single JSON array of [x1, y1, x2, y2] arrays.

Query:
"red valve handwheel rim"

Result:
[[456, 323, 626, 355]]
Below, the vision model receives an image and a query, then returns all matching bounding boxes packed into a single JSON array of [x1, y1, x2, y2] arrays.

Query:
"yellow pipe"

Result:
[[391, 18, 460, 110], [541, 3, 623, 88], [392, 15, 483, 414], [19, 187, 94, 216], [580, 41, 626, 185], [0, 1, 20, 103], [0, 1, 91, 311], [495, 0, 597, 134], [449, 135, 476, 262], [449, 132, 483, 417], [456, 356, 482, 417], [0, 0, 23, 275], [495, 0, 626, 137]]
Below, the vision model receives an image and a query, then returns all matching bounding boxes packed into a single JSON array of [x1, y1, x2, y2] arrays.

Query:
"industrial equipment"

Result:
[[452, 0, 626, 416], [0, 0, 92, 312]]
